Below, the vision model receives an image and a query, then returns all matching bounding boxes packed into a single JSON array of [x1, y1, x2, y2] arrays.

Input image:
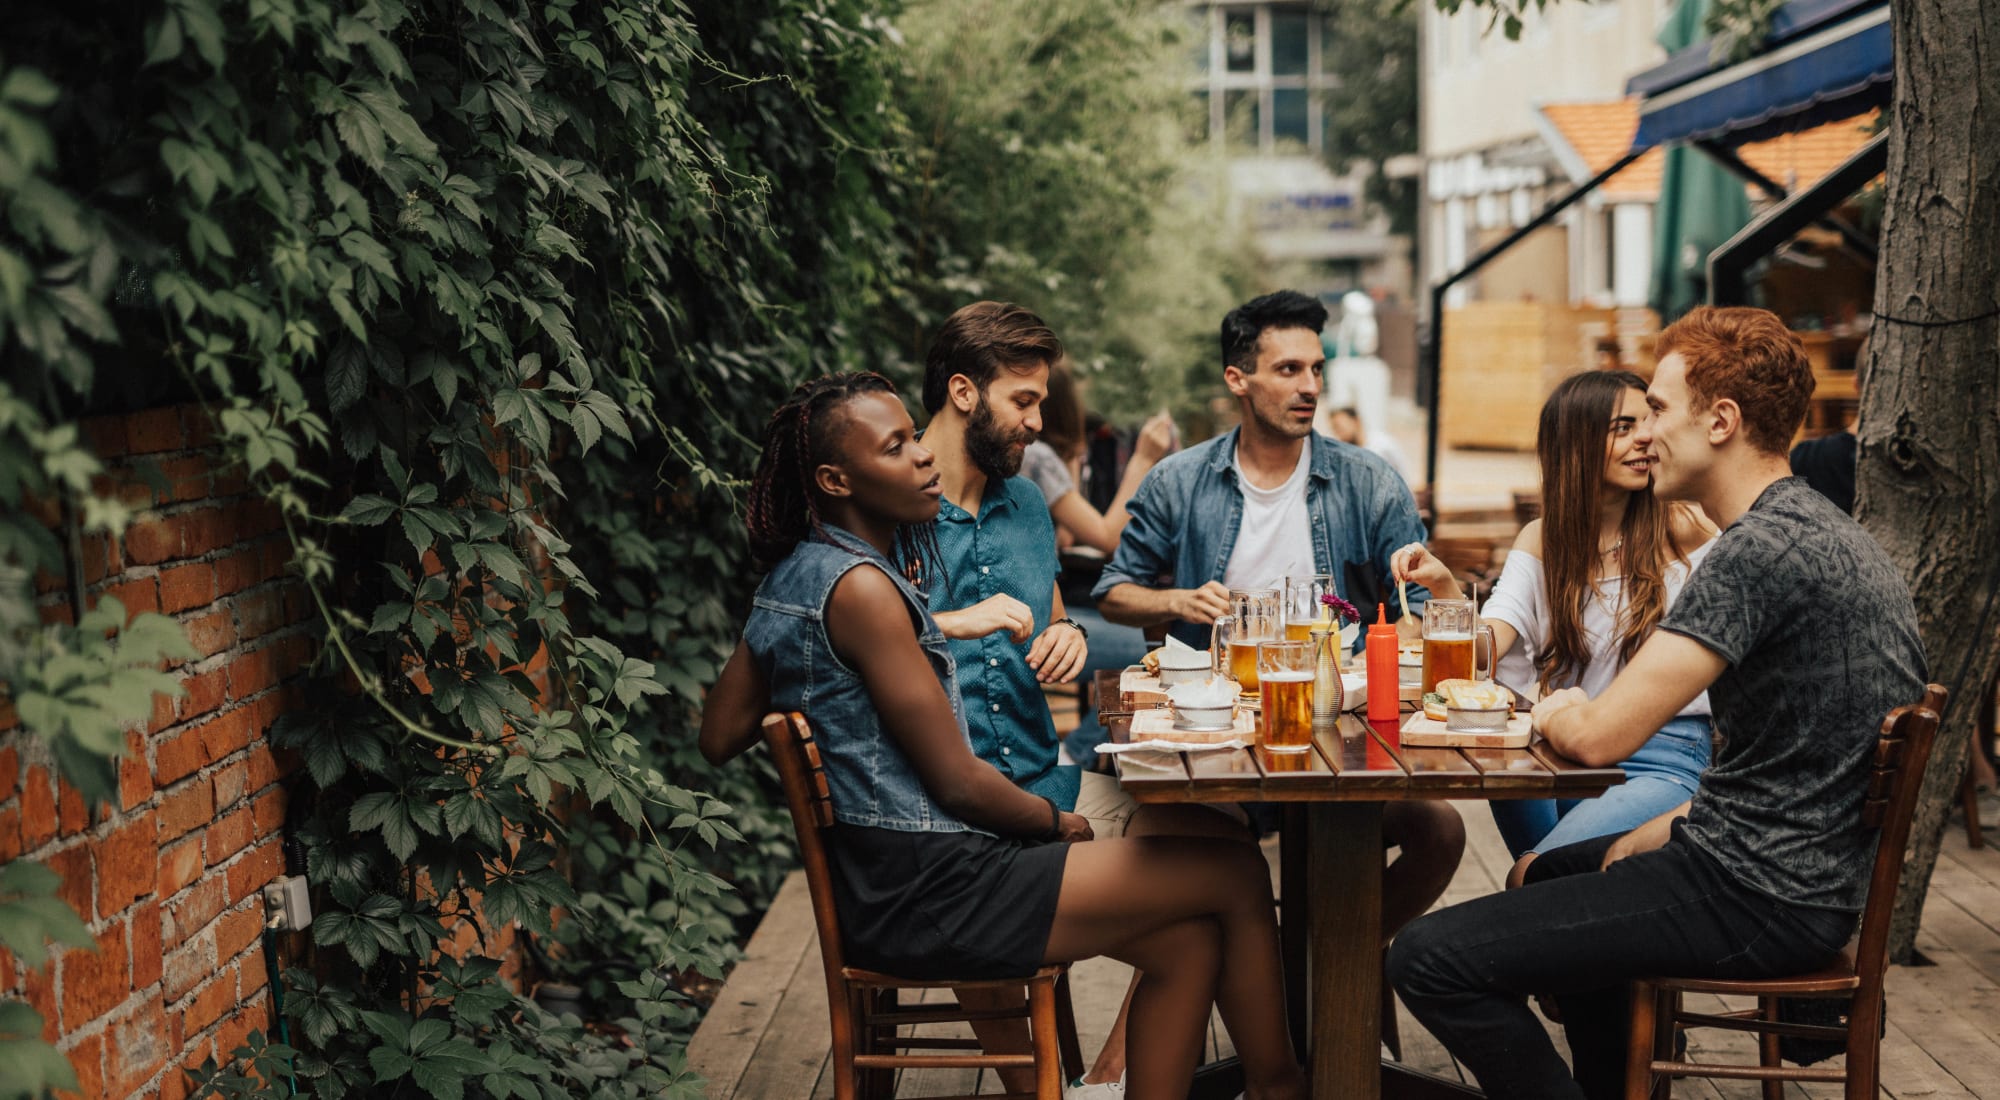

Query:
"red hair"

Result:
[[1655, 306, 1814, 455]]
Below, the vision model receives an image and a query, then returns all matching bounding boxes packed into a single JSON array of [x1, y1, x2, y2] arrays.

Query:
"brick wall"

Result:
[[0, 403, 314, 1099]]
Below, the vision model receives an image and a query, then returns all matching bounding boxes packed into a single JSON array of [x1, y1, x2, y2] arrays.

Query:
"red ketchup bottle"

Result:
[[1365, 603, 1400, 723]]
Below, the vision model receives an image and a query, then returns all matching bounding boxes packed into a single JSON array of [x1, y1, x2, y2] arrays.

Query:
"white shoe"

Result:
[[1065, 1076, 1125, 1099]]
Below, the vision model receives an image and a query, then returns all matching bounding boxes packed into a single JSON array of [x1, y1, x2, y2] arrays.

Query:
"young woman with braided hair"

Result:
[[1394, 370, 1719, 883], [701, 372, 1306, 1100]]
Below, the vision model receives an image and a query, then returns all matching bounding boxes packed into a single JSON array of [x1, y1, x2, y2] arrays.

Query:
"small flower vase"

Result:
[[1309, 626, 1342, 724]]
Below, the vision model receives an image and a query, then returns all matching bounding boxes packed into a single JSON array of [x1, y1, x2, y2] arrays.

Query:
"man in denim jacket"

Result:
[[1093, 289, 1465, 946]]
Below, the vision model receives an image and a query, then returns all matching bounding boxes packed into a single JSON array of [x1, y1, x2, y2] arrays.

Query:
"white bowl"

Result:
[[1159, 664, 1211, 687], [1171, 703, 1236, 732]]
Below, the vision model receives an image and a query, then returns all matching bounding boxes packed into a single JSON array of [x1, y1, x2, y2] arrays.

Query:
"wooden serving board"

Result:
[[1398, 711, 1532, 748]]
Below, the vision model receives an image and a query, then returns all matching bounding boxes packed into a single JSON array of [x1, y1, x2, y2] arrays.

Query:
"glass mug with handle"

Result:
[[1421, 598, 1496, 694], [1282, 574, 1340, 643], [1258, 639, 1316, 753], [1227, 588, 1281, 699]]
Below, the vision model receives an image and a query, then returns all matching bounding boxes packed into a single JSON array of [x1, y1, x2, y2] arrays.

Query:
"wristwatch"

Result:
[[1052, 616, 1088, 640]]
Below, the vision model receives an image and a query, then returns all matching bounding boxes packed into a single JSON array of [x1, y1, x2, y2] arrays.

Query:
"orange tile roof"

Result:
[[1537, 99, 1880, 202]]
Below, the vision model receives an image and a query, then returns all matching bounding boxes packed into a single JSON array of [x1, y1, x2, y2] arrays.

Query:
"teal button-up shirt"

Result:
[[928, 475, 1081, 811]]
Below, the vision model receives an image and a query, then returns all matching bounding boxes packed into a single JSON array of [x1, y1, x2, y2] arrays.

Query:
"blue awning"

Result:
[[1627, 0, 1891, 150]]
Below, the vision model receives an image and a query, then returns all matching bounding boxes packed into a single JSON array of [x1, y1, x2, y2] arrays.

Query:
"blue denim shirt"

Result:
[[1092, 428, 1433, 650], [929, 475, 1081, 811], [744, 525, 986, 834]]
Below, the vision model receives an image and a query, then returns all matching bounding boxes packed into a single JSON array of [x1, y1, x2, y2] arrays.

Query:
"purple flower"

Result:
[[1319, 593, 1361, 624]]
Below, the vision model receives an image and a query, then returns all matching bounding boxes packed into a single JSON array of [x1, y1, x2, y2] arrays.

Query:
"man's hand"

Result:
[[935, 594, 1034, 643], [1057, 811, 1095, 843], [1027, 621, 1088, 683], [1531, 687, 1589, 732], [1599, 803, 1688, 871], [1174, 581, 1232, 626]]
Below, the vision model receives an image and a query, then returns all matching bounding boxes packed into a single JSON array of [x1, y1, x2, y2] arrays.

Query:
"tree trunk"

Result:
[[1861, 0, 2000, 963]]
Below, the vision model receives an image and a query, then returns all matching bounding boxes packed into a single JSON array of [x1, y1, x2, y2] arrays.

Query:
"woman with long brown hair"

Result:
[[1394, 370, 1718, 878]]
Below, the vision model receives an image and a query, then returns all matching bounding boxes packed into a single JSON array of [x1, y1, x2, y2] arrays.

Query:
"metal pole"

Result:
[[1421, 149, 1646, 492]]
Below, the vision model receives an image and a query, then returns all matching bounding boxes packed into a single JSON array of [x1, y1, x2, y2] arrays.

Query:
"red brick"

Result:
[[237, 500, 282, 541], [33, 565, 64, 594], [178, 669, 228, 725], [80, 533, 115, 585], [105, 998, 170, 1097], [160, 1037, 213, 1100], [61, 1031, 104, 1100], [57, 778, 88, 836], [155, 456, 212, 504], [179, 509, 233, 559], [210, 459, 249, 498], [215, 991, 267, 1059], [226, 841, 282, 904], [224, 647, 276, 701], [126, 408, 186, 454], [212, 548, 263, 598], [123, 515, 183, 565], [96, 578, 159, 620], [244, 747, 280, 793], [23, 957, 59, 1038], [215, 904, 263, 963], [197, 709, 253, 765], [182, 610, 235, 657], [180, 966, 236, 1035], [260, 539, 291, 581], [0, 744, 18, 796], [158, 563, 215, 614], [22, 765, 58, 848], [148, 690, 177, 734], [206, 808, 253, 867], [38, 600, 76, 627], [129, 901, 163, 991], [60, 921, 130, 1024], [238, 953, 268, 997], [233, 588, 286, 640], [81, 414, 129, 458], [97, 816, 158, 916], [154, 730, 205, 787], [158, 839, 204, 898], [48, 845, 94, 922], [0, 806, 20, 863], [183, 406, 218, 449], [89, 471, 157, 512], [161, 933, 212, 1002], [250, 788, 285, 836], [166, 879, 225, 949], [118, 731, 152, 810], [156, 783, 214, 844]]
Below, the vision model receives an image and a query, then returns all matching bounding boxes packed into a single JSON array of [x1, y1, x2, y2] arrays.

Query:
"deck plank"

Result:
[[687, 871, 822, 1099], [728, 926, 837, 1100]]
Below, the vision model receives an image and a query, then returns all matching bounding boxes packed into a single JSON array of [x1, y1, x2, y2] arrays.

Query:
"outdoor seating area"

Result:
[[689, 790, 2000, 1099]]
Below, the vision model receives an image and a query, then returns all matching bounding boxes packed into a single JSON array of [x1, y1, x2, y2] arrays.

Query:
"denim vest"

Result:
[[744, 525, 983, 834], [1091, 428, 1434, 651]]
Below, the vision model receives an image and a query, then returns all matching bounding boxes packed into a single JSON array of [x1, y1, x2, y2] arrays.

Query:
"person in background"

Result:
[[699, 372, 1308, 1100], [1022, 360, 1177, 555], [1787, 339, 1864, 513], [1394, 371, 1719, 880], [1321, 404, 1412, 486]]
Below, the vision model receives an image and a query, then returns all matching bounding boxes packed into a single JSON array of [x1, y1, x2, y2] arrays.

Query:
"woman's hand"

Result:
[[1392, 542, 1463, 599], [1133, 411, 1178, 464]]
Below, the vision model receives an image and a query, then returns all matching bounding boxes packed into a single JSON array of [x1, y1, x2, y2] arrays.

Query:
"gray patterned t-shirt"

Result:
[[1662, 477, 1925, 912]]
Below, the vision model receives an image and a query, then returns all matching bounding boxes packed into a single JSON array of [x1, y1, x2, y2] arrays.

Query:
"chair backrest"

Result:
[[763, 712, 851, 978], [1851, 684, 1948, 985]]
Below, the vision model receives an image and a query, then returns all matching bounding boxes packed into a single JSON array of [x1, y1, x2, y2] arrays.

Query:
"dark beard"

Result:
[[966, 395, 1034, 480]]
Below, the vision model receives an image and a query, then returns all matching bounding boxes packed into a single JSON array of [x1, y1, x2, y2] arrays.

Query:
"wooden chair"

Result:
[[1624, 684, 1947, 1100], [763, 712, 1084, 1100]]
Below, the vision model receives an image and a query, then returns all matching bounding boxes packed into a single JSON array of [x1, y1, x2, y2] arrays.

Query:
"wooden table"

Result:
[[1095, 669, 1624, 1100]]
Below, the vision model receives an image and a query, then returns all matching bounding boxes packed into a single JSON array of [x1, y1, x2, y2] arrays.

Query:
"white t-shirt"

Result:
[[1222, 440, 1315, 592], [1482, 541, 1714, 716]]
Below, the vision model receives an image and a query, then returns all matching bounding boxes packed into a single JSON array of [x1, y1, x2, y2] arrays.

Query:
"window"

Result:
[[1273, 88, 1310, 148], [1191, 4, 1339, 155], [1271, 9, 1309, 76], [1224, 89, 1261, 151], [1189, 90, 1212, 143], [1225, 9, 1257, 73]]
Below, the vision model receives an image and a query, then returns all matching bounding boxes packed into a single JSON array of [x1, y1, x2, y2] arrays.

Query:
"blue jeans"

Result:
[[1489, 715, 1712, 859], [1061, 605, 1150, 770]]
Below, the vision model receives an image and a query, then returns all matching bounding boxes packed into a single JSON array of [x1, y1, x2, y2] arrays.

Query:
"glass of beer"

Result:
[[1282, 574, 1339, 642], [1421, 599, 1497, 694], [1258, 640, 1315, 752], [1228, 588, 1280, 699]]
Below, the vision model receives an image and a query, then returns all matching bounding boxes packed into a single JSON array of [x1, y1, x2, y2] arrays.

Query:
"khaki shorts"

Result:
[[1074, 771, 1248, 840]]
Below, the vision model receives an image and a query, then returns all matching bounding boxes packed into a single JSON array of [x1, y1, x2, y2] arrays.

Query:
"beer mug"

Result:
[[1257, 640, 1315, 753], [1208, 615, 1236, 681], [1227, 589, 1279, 697], [1421, 599, 1496, 694], [1282, 574, 1339, 643]]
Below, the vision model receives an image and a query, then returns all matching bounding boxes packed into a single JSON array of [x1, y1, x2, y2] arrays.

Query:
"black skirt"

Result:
[[825, 824, 1070, 980]]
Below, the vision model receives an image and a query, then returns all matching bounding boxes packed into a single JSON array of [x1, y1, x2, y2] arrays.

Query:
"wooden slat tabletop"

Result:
[[1102, 668, 1624, 804]]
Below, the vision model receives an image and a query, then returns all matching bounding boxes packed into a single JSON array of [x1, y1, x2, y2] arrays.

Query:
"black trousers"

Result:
[[1385, 822, 1855, 1100]]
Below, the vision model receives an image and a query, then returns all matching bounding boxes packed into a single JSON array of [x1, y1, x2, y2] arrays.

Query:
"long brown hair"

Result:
[[1534, 370, 1686, 692]]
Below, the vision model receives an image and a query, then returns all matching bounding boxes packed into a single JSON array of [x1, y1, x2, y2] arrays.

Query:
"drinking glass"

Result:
[[1282, 574, 1339, 643], [1421, 599, 1496, 694], [1258, 640, 1315, 753], [1208, 615, 1236, 681], [1227, 588, 1280, 698]]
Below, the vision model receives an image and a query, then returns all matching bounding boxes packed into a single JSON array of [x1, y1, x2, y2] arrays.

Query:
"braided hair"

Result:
[[745, 372, 943, 589]]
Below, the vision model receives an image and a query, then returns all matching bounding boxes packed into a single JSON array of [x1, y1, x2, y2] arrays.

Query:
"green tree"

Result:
[[1315, 0, 1420, 239]]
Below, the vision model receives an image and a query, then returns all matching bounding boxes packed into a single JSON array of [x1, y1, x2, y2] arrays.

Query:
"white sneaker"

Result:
[[1065, 1076, 1125, 1099]]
